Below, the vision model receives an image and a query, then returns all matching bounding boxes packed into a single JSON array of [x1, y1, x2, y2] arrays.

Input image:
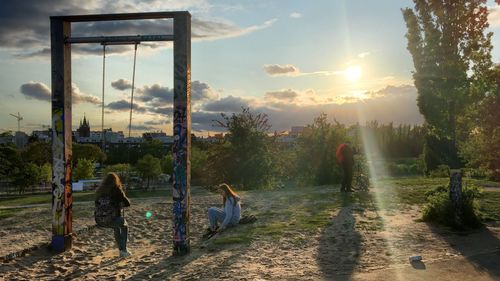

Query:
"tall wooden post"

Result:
[[50, 18, 73, 252], [172, 12, 191, 255]]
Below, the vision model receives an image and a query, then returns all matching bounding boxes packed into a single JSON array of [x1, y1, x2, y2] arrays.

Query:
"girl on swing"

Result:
[[205, 183, 241, 238], [95, 172, 132, 257]]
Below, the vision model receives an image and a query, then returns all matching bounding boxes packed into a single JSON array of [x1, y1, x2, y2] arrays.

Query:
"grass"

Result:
[[0, 208, 20, 220], [0, 189, 170, 207], [1, 176, 499, 232], [480, 192, 500, 221]]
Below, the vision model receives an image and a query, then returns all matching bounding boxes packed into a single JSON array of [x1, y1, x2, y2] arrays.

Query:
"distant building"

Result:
[[77, 115, 90, 138], [143, 131, 174, 146], [203, 133, 224, 143], [143, 131, 167, 141], [32, 130, 51, 143], [14, 131, 28, 148], [290, 126, 306, 137], [0, 134, 14, 145]]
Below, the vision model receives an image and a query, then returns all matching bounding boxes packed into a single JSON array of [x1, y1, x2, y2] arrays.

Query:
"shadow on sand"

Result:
[[122, 242, 251, 280], [429, 222, 500, 279], [317, 193, 362, 280]]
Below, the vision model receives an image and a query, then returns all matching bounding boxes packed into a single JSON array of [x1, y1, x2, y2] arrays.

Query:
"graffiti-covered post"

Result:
[[450, 169, 463, 226], [50, 17, 73, 252], [172, 12, 191, 255]]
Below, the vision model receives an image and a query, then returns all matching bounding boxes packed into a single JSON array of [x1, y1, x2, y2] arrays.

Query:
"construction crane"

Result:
[[9, 112, 23, 132]]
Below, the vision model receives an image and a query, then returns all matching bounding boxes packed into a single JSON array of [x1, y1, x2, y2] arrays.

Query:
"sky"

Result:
[[1, 0, 499, 136]]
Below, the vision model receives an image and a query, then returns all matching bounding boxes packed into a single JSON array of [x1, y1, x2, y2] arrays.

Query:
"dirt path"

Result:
[[0, 186, 499, 280]]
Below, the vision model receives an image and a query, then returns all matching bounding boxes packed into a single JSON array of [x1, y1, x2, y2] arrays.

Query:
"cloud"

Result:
[[20, 81, 100, 104], [1, 0, 277, 58], [357, 52, 371, 58], [202, 95, 250, 112], [192, 18, 277, 41], [149, 107, 173, 116], [263, 64, 301, 76], [255, 85, 423, 132], [192, 111, 225, 131], [72, 84, 101, 104], [136, 84, 174, 105], [489, 5, 500, 27], [144, 119, 168, 125], [290, 12, 302, 19], [263, 64, 340, 77], [111, 79, 133, 91], [192, 80, 219, 102], [129, 124, 157, 131], [20, 82, 51, 101], [107, 99, 146, 113], [103, 84, 422, 133], [265, 89, 298, 102]]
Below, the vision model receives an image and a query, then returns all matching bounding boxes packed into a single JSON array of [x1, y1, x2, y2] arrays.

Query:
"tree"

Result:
[[13, 163, 41, 194], [22, 141, 51, 166], [295, 113, 348, 184], [73, 143, 106, 163], [402, 0, 493, 169], [40, 163, 52, 185], [73, 158, 95, 181], [136, 154, 161, 190], [103, 163, 131, 184], [160, 154, 173, 175], [209, 107, 276, 188], [141, 139, 167, 160], [459, 65, 500, 180], [191, 146, 208, 185], [0, 144, 22, 179]]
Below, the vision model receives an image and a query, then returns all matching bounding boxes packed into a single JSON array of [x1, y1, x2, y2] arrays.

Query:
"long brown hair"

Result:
[[219, 183, 239, 205], [96, 172, 123, 197]]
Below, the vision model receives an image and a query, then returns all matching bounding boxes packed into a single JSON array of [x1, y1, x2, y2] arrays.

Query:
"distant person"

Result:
[[95, 172, 132, 257], [205, 183, 241, 238], [336, 141, 354, 192]]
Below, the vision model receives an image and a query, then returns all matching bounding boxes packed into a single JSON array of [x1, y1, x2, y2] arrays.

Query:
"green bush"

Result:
[[429, 164, 450, 178], [422, 184, 483, 228], [462, 167, 491, 179]]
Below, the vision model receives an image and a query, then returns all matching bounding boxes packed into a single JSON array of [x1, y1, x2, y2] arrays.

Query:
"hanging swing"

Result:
[[100, 42, 139, 149], [100, 42, 139, 191]]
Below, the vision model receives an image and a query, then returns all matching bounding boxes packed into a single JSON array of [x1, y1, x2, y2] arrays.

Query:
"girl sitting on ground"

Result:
[[206, 183, 241, 236], [95, 172, 132, 257]]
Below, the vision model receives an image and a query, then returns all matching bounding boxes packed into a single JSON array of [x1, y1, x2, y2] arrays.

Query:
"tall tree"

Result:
[[22, 141, 51, 166], [136, 154, 161, 190], [73, 143, 106, 163], [295, 113, 348, 185], [210, 107, 276, 188], [72, 158, 96, 181], [459, 64, 500, 180], [402, 0, 493, 169]]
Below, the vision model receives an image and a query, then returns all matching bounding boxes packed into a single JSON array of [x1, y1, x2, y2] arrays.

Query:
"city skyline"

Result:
[[1, 0, 500, 136]]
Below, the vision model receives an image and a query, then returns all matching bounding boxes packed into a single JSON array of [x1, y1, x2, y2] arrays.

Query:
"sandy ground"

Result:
[[0, 186, 499, 280]]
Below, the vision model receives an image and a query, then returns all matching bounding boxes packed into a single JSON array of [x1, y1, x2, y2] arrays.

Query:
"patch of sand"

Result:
[[1, 187, 499, 280]]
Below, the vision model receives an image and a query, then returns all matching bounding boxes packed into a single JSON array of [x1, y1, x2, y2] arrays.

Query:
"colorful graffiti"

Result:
[[52, 109, 65, 236], [172, 104, 191, 254], [51, 97, 72, 251], [172, 14, 191, 254]]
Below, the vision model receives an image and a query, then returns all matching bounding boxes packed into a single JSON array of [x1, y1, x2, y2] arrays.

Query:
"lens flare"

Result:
[[356, 104, 404, 280], [345, 66, 361, 82], [146, 211, 152, 219]]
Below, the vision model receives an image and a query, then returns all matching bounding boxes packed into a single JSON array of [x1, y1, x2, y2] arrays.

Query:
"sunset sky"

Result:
[[1, 0, 499, 136]]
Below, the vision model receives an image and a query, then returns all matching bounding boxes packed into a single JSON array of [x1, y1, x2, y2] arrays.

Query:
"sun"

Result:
[[344, 66, 361, 82]]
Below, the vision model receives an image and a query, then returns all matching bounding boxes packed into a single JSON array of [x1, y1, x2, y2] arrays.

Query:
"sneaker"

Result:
[[120, 250, 132, 258]]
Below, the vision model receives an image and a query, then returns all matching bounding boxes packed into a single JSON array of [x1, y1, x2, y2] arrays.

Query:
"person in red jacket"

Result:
[[336, 141, 354, 192]]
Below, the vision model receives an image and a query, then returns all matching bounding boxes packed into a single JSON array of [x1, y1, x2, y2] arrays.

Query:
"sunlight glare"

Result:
[[345, 66, 361, 82]]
